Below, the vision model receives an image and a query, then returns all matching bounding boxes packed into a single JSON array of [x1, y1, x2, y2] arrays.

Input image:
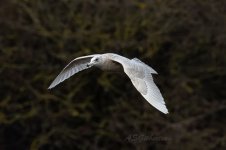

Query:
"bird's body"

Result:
[[94, 53, 124, 71], [48, 53, 169, 114]]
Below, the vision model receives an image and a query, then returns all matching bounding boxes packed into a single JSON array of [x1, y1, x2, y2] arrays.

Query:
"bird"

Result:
[[48, 53, 169, 114]]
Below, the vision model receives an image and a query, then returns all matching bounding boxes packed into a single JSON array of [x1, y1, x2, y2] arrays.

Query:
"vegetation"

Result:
[[0, 0, 226, 149]]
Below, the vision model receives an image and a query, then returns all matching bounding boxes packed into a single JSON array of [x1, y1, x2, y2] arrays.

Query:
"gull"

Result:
[[48, 53, 169, 114]]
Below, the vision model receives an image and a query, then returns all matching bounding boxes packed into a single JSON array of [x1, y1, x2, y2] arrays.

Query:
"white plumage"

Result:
[[48, 53, 169, 114]]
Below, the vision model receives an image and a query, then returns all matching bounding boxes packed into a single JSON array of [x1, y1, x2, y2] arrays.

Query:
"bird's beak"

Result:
[[87, 63, 92, 67]]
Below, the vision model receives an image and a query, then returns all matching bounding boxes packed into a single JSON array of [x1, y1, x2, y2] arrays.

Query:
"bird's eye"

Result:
[[95, 58, 99, 61]]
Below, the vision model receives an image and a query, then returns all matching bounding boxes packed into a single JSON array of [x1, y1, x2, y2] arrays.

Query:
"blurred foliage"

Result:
[[0, 0, 226, 149]]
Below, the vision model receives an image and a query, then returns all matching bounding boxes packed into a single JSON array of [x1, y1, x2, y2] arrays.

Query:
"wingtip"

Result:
[[156, 104, 169, 114], [164, 110, 169, 114], [48, 84, 55, 90], [161, 107, 169, 114]]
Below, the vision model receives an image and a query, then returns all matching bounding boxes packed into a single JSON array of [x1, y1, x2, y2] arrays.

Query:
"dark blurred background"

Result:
[[0, 0, 226, 149]]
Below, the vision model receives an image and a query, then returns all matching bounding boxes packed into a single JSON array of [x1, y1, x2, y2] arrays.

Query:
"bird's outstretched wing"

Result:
[[109, 54, 168, 114], [130, 70, 168, 114], [48, 54, 97, 89]]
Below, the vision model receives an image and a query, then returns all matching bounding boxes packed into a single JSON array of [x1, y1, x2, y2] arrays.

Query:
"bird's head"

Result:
[[87, 55, 102, 67]]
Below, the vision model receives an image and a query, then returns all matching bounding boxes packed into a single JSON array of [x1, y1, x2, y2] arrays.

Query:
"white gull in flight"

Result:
[[48, 53, 169, 114]]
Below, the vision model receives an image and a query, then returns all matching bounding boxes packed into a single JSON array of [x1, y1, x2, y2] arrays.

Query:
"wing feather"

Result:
[[108, 54, 168, 114], [130, 67, 168, 114], [48, 55, 97, 89]]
